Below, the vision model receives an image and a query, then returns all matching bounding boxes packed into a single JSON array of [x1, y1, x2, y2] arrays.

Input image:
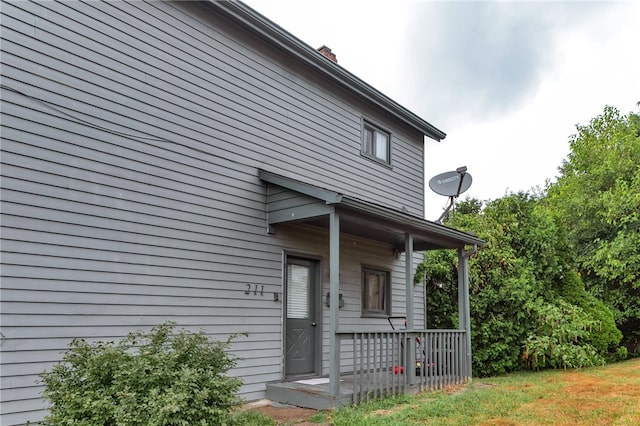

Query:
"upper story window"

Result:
[[362, 267, 391, 317], [362, 120, 391, 165]]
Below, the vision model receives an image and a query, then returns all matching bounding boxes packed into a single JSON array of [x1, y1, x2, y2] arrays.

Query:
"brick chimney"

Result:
[[317, 45, 337, 63]]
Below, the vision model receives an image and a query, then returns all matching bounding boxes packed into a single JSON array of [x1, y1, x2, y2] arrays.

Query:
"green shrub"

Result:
[[558, 270, 623, 356], [40, 322, 246, 425], [523, 299, 605, 370]]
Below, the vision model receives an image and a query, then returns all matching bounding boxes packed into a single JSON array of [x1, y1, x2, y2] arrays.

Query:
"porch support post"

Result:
[[405, 233, 414, 329], [405, 233, 415, 386], [329, 212, 340, 397], [457, 248, 472, 380]]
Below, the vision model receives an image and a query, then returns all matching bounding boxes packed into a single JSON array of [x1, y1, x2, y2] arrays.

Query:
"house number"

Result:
[[245, 284, 264, 296]]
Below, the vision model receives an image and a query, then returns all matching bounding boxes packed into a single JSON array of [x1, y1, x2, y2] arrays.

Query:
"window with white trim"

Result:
[[362, 267, 391, 317], [362, 120, 391, 164]]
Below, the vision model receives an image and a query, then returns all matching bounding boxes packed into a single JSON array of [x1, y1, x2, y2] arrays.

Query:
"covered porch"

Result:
[[260, 170, 483, 408]]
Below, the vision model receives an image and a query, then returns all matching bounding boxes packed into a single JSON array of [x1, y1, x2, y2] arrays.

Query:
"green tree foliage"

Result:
[[40, 323, 246, 425], [419, 249, 459, 330], [547, 106, 640, 351], [420, 194, 621, 376], [420, 105, 636, 375]]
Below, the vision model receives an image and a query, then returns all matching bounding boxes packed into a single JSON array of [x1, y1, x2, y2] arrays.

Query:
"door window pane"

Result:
[[287, 264, 309, 319]]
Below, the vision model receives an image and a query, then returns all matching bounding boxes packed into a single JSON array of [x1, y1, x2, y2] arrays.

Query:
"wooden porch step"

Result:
[[265, 377, 353, 410], [266, 372, 465, 409]]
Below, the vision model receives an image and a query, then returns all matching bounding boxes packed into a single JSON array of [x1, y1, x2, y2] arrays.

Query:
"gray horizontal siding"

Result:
[[1, 0, 430, 423], [2, 0, 425, 214]]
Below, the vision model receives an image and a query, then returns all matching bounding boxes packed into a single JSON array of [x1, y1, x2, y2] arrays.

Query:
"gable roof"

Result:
[[208, 1, 446, 142]]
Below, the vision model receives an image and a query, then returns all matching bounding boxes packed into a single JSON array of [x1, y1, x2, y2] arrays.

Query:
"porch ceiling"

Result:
[[259, 170, 484, 251]]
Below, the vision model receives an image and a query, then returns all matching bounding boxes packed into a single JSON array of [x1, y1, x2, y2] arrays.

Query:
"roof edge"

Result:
[[340, 197, 485, 247], [207, 0, 446, 141], [258, 170, 343, 204]]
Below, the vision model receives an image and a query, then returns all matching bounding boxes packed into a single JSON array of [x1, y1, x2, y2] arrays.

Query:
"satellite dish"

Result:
[[429, 166, 473, 223], [429, 170, 473, 197]]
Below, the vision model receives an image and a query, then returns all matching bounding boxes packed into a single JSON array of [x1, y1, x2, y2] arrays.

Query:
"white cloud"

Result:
[[424, 1, 640, 218]]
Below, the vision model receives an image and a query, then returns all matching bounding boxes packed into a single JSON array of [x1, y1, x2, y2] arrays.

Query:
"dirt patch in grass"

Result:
[[370, 403, 415, 417], [251, 403, 323, 425], [520, 359, 640, 425]]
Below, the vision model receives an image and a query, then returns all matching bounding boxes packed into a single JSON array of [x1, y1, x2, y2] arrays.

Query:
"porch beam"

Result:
[[329, 212, 340, 397], [267, 203, 334, 225]]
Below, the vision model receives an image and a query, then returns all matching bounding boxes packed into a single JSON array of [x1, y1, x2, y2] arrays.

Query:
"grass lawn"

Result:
[[240, 358, 640, 425]]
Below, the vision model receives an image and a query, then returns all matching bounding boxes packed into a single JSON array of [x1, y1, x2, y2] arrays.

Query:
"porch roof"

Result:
[[259, 170, 484, 251]]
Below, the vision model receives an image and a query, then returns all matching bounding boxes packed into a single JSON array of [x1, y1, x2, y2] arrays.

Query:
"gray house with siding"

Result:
[[0, 1, 483, 424]]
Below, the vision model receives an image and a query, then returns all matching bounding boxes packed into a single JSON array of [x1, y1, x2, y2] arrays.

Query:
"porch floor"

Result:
[[265, 372, 428, 410]]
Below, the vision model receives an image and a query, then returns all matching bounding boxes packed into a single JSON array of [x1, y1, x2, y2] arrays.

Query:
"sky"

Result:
[[245, 0, 640, 220]]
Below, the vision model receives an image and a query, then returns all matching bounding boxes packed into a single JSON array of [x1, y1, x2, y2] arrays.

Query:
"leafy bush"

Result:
[[523, 299, 605, 370], [40, 322, 245, 425], [610, 346, 629, 362], [558, 270, 622, 356]]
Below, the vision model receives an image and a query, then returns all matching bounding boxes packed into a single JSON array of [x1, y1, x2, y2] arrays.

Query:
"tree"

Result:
[[547, 106, 640, 352], [420, 194, 621, 376]]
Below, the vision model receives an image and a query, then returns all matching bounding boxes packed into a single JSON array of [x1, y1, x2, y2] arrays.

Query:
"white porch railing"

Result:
[[337, 329, 469, 403]]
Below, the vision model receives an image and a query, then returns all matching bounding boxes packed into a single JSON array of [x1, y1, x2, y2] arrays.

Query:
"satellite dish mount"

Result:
[[428, 166, 473, 223]]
